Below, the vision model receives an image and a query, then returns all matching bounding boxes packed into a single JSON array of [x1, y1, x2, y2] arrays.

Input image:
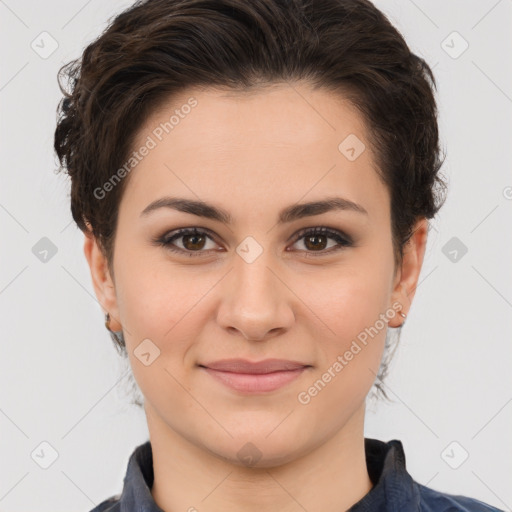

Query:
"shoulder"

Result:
[[416, 483, 504, 512], [87, 494, 121, 512]]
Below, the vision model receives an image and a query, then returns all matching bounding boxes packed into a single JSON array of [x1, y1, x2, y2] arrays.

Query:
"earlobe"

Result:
[[389, 218, 429, 327], [83, 233, 122, 331]]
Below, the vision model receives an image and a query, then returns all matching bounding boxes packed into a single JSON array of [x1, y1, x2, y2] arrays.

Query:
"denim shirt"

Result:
[[89, 438, 503, 512]]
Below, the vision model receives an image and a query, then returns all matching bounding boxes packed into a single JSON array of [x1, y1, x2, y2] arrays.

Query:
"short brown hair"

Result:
[[54, 0, 447, 402]]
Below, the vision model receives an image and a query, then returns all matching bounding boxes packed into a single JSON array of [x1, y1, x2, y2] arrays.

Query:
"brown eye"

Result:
[[303, 233, 329, 251], [155, 226, 353, 258], [181, 232, 207, 251], [290, 227, 353, 256], [157, 228, 219, 257]]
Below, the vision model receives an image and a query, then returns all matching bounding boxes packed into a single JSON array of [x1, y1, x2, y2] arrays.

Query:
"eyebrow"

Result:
[[140, 196, 368, 224]]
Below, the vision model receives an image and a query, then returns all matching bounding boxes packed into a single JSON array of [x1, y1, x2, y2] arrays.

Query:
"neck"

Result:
[[148, 402, 373, 512]]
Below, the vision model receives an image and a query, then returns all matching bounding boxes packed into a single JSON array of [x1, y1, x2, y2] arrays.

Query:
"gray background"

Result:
[[1, 0, 511, 510]]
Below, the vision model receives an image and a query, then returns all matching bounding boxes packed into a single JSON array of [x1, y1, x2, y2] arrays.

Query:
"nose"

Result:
[[216, 251, 295, 342]]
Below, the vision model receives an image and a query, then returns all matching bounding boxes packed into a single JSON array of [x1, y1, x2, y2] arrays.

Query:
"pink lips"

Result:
[[199, 358, 310, 393]]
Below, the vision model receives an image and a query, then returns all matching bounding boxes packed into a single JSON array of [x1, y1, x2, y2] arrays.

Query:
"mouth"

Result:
[[198, 358, 312, 393]]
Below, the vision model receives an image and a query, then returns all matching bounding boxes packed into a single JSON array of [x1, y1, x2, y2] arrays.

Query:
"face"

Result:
[[85, 82, 426, 467]]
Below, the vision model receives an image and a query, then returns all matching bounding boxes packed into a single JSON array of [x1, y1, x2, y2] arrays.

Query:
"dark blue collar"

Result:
[[348, 438, 419, 510], [100, 438, 418, 511], [91, 437, 501, 511]]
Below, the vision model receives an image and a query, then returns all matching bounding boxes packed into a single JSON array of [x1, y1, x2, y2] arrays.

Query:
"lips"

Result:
[[199, 358, 309, 374], [198, 358, 311, 393]]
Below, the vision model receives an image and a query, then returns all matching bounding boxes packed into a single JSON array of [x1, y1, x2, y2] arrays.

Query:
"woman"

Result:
[[54, 0, 502, 510]]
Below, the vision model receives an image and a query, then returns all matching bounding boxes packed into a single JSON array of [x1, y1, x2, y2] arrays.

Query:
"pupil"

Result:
[[306, 235, 326, 250], [185, 234, 204, 250]]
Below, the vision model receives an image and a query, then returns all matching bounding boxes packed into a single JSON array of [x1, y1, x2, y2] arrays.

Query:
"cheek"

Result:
[[112, 246, 168, 339], [295, 276, 390, 420], [301, 254, 393, 338], [296, 246, 393, 380], [114, 262, 206, 403], [113, 248, 220, 366]]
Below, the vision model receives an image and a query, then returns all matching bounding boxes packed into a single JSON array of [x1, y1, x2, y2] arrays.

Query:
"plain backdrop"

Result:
[[1, 1, 511, 511]]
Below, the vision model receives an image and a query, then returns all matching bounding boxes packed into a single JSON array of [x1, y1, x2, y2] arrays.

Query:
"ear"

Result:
[[83, 231, 122, 331], [388, 217, 429, 327]]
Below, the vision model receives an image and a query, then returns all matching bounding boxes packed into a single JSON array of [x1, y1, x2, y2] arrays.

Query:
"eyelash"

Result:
[[154, 226, 353, 258]]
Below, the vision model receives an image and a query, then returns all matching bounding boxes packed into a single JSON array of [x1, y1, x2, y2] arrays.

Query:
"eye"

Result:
[[154, 226, 354, 257], [155, 227, 219, 257], [288, 226, 353, 257]]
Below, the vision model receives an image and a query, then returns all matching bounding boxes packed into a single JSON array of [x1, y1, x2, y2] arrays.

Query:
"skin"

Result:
[[84, 82, 428, 512]]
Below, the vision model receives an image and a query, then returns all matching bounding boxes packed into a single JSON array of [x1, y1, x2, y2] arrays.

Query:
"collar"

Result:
[[348, 438, 420, 510], [113, 437, 419, 511]]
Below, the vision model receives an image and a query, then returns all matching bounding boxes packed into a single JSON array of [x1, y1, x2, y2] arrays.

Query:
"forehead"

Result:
[[145, 82, 368, 151], [121, 82, 389, 224]]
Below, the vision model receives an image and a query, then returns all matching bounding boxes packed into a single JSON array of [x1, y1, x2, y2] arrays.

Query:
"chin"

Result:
[[204, 429, 309, 469]]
